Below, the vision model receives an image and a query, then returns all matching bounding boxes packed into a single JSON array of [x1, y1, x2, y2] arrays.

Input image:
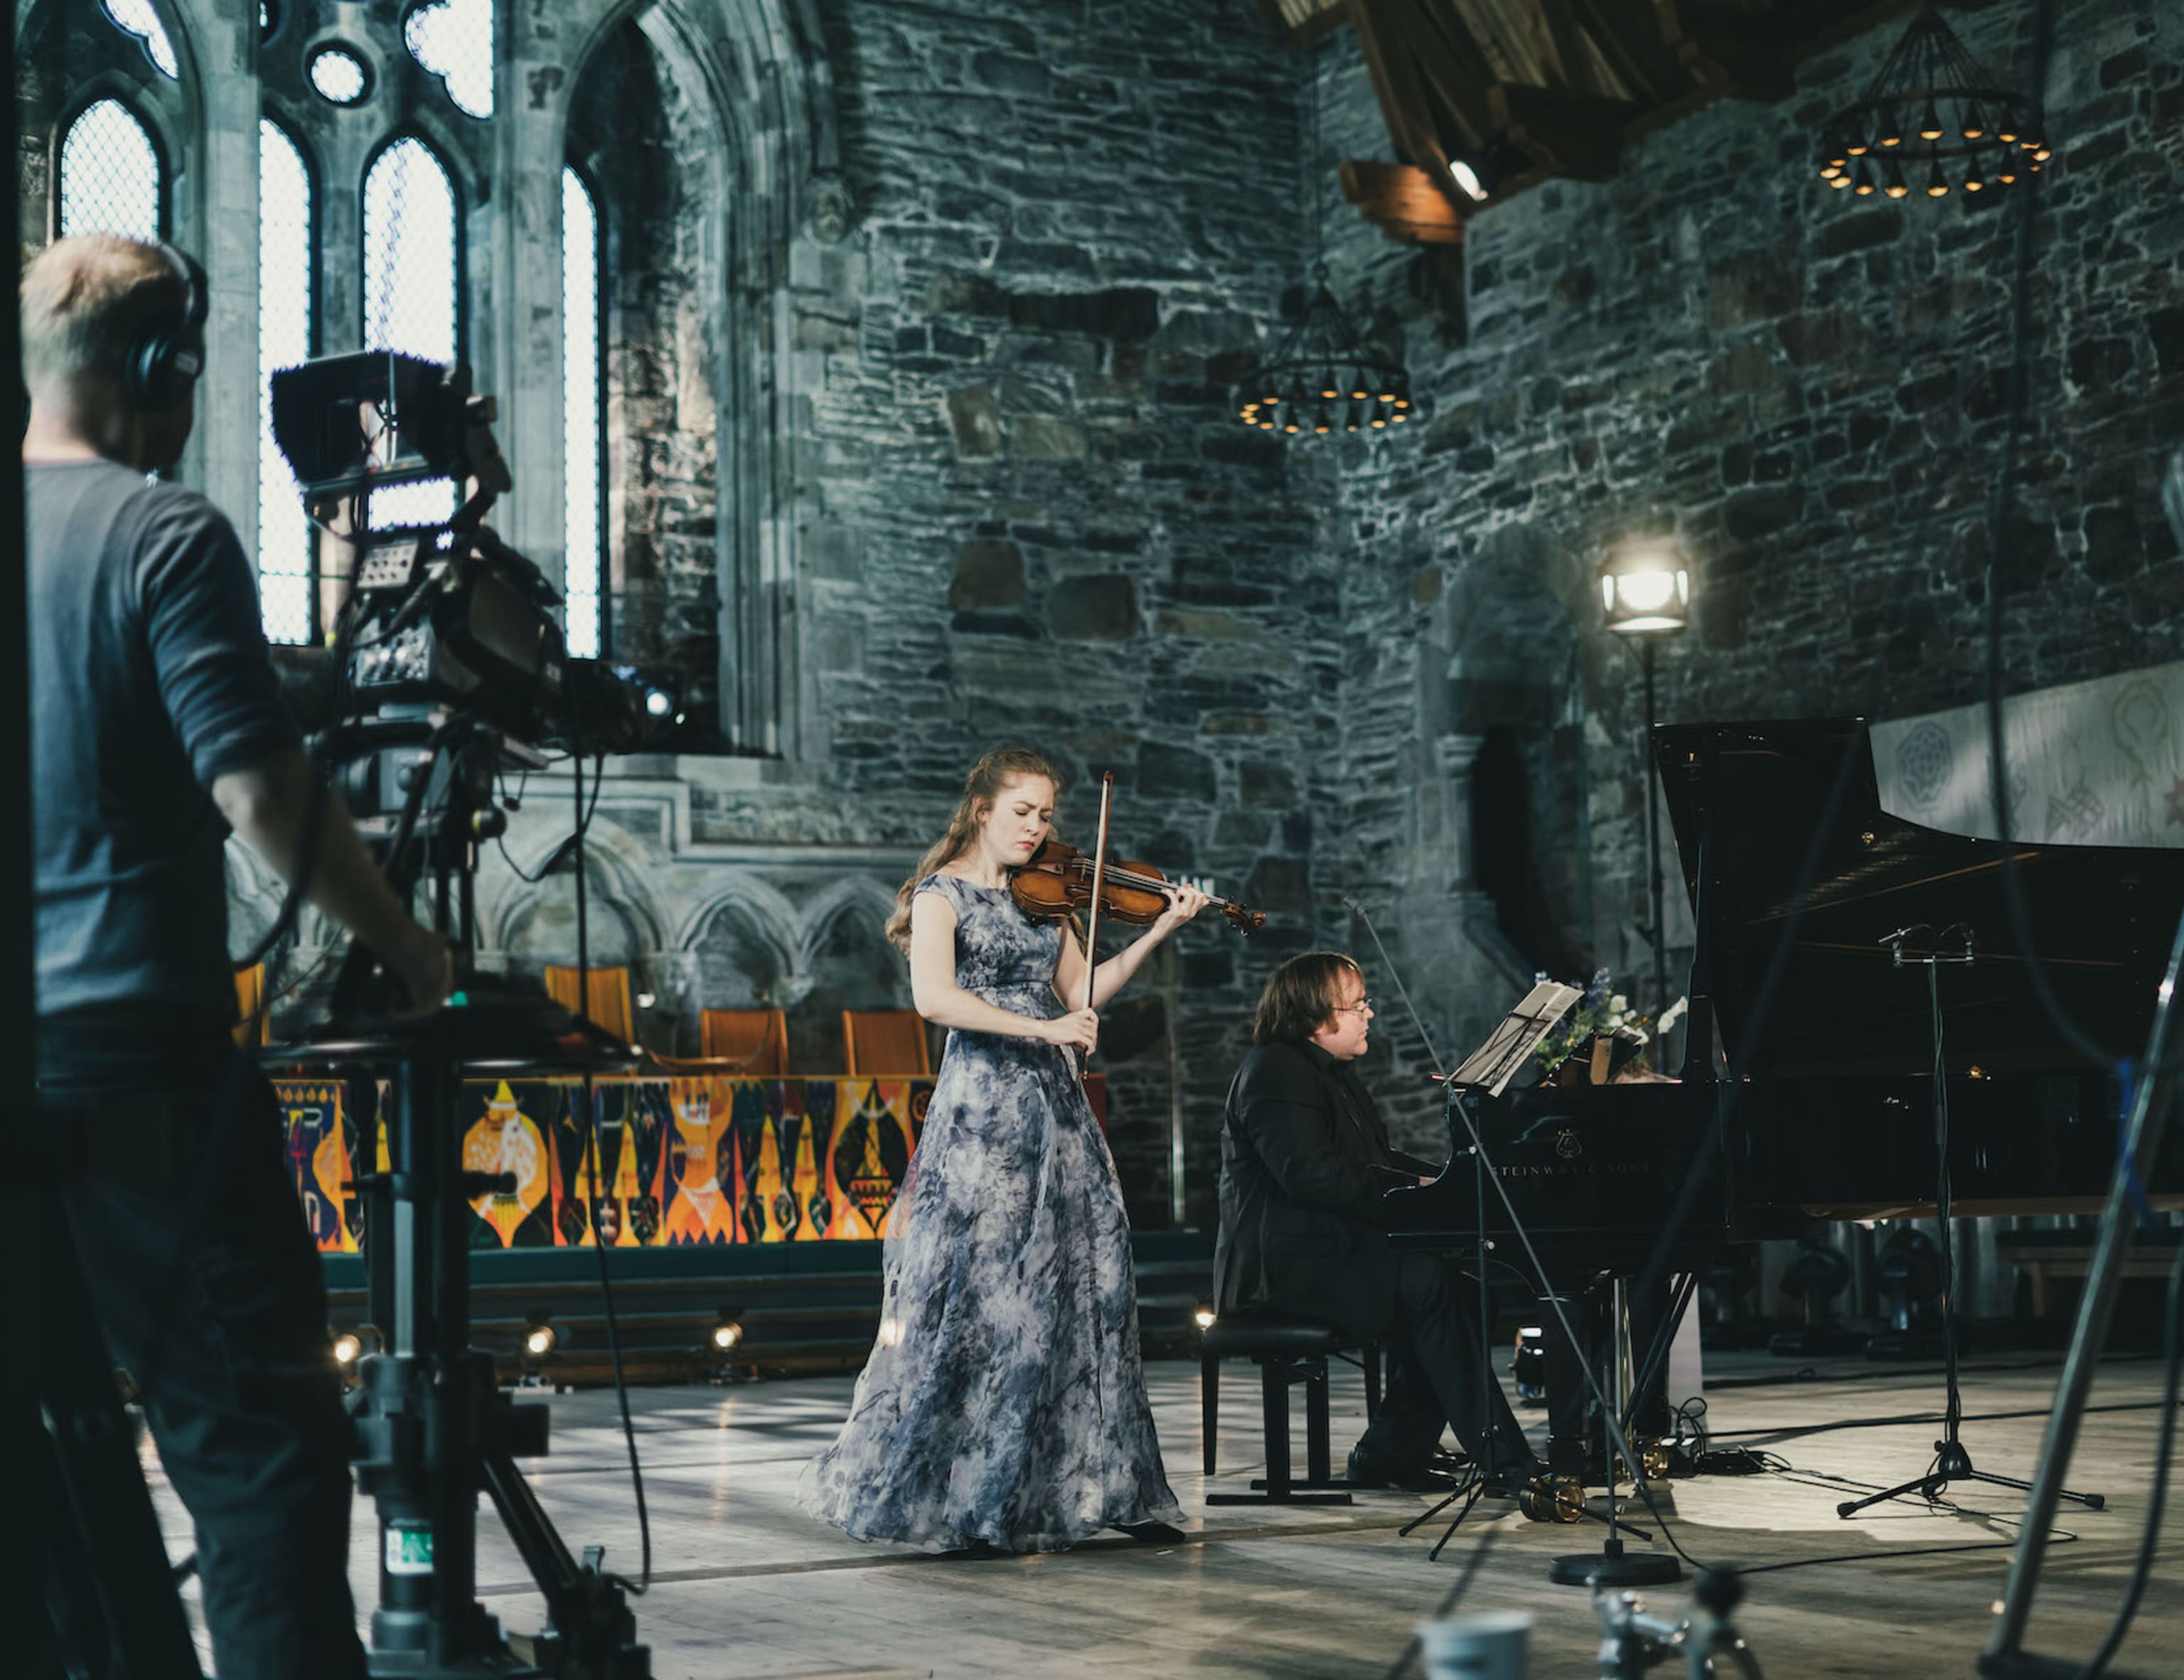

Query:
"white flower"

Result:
[[1610, 994, 1628, 1012]]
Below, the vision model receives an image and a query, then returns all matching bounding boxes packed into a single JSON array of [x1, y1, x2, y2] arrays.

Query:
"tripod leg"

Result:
[[1398, 1482, 1469, 1538], [1426, 1478, 1489, 1563], [1956, 1470, 2104, 1511], [481, 1443, 648, 1675], [1836, 1475, 1946, 1520]]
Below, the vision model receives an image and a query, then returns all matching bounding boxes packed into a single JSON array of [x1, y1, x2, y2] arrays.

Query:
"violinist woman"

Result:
[[798, 747, 1209, 1553]]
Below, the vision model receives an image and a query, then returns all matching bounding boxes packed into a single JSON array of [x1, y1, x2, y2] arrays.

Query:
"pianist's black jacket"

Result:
[[1213, 1039, 1438, 1342]]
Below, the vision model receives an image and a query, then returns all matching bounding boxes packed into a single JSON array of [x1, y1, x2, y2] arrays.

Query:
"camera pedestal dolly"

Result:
[[274, 1012, 650, 1680]]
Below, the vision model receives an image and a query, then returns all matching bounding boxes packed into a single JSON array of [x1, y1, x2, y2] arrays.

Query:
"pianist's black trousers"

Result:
[[1350, 1250, 1536, 1477], [37, 1010, 368, 1680]]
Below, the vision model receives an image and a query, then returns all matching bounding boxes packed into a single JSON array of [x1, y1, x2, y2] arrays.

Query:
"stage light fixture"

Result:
[[1600, 545, 1691, 637], [1192, 1303, 1217, 1330], [523, 1315, 557, 1358], [333, 1331, 363, 1366], [710, 1308, 746, 1352]]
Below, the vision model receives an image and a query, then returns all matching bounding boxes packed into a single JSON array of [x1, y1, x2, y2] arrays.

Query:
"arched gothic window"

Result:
[[363, 136, 458, 363], [362, 136, 460, 528], [99, 0, 178, 78], [258, 119, 314, 645], [57, 98, 162, 240], [562, 166, 602, 660], [404, 0, 495, 119]]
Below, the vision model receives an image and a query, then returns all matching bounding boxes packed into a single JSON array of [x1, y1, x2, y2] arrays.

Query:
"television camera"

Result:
[[264, 352, 655, 1679], [267, 351, 655, 1020]]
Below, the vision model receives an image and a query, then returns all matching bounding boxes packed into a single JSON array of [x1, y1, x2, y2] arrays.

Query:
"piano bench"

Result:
[[1199, 1315, 1379, 1507]]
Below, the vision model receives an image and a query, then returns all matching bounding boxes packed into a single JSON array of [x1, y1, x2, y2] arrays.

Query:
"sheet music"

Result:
[[1447, 981, 1583, 1097]]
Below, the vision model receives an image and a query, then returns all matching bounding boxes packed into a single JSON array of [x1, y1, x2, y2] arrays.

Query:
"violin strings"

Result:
[[1060, 859, 1228, 905]]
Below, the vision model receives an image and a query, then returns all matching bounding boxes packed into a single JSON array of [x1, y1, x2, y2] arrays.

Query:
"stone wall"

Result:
[[663, 0, 1335, 1220], [1307, 0, 2184, 1152], [507, 0, 1337, 1225]]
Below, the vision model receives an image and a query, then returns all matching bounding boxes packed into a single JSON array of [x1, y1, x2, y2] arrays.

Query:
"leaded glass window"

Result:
[[309, 47, 370, 106], [100, 0, 178, 79], [259, 121, 313, 645], [363, 137, 457, 364], [57, 99, 161, 240], [562, 168, 601, 659], [404, 0, 493, 119]]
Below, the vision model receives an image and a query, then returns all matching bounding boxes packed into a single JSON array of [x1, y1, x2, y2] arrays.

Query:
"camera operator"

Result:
[[24, 235, 452, 1679]]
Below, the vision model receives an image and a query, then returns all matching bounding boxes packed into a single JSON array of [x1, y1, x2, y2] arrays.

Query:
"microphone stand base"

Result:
[[1548, 1541, 1683, 1588]]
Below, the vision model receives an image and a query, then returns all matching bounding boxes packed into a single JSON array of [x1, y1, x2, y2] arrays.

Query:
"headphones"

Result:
[[124, 242, 208, 411]]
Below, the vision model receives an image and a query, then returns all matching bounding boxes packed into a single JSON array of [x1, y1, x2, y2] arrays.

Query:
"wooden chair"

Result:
[[232, 963, 270, 1048], [699, 1007, 788, 1075], [841, 1009, 931, 1076], [542, 965, 636, 1043]]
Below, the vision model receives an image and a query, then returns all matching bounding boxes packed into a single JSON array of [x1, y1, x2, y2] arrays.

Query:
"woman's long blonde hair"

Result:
[[886, 748, 1062, 951]]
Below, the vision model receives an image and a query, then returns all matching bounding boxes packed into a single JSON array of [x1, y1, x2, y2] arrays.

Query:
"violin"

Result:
[[1009, 837, 1267, 935]]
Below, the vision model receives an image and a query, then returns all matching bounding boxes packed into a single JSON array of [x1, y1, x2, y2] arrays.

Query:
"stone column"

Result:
[[487, 4, 588, 604], [176, 0, 259, 552], [1433, 732, 1484, 894]]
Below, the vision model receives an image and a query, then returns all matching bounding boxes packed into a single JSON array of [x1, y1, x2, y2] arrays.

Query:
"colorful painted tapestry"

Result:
[[275, 1076, 932, 1253]]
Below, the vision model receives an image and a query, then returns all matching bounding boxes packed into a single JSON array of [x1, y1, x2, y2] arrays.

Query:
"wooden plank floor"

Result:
[[144, 1349, 2184, 1676]]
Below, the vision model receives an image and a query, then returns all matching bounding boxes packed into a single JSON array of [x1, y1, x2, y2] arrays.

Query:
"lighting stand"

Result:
[[1835, 930, 2101, 1522], [1641, 640, 1671, 1066], [279, 724, 651, 1679]]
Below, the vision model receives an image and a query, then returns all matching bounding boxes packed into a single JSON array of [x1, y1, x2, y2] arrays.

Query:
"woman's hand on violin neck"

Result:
[[1044, 1007, 1099, 1056], [1150, 881, 1212, 936]]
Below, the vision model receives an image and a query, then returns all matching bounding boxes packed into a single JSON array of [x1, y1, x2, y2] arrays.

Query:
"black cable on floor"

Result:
[[1708, 1398, 2180, 1448]]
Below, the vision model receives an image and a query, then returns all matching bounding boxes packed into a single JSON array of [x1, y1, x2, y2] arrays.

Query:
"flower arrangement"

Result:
[[1533, 967, 1649, 1076]]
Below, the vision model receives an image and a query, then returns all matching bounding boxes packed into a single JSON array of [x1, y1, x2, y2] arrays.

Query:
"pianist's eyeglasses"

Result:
[[1331, 997, 1374, 1015]]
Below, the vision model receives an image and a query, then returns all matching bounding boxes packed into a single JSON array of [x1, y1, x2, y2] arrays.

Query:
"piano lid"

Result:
[[1653, 719, 2184, 1078]]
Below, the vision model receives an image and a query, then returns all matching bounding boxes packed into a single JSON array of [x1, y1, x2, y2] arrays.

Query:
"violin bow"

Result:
[[1076, 771, 1116, 1081]]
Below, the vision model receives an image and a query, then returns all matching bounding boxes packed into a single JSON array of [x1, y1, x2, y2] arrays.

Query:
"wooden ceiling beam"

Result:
[[1568, 0, 1688, 105], [1347, 0, 1467, 193], [1534, 0, 1607, 97], [1339, 159, 1467, 243], [1252, 0, 1354, 47], [1379, 0, 1499, 150], [1489, 82, 1637, 181], [1657, 0, 1797, 102]]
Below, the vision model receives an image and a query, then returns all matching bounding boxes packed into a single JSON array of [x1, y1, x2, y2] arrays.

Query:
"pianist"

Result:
[[1213, 951, 1546, 1498]]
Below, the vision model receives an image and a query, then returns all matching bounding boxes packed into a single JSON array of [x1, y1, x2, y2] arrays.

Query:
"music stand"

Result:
[[1398, 986, 1613, 1557]]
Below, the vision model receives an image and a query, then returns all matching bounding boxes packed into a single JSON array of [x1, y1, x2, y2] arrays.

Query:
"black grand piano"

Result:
[[1384, 718, 2184, 1464]]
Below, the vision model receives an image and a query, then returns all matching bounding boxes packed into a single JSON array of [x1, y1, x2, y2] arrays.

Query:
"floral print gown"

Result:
[[798, 873, 1181, 1552]]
